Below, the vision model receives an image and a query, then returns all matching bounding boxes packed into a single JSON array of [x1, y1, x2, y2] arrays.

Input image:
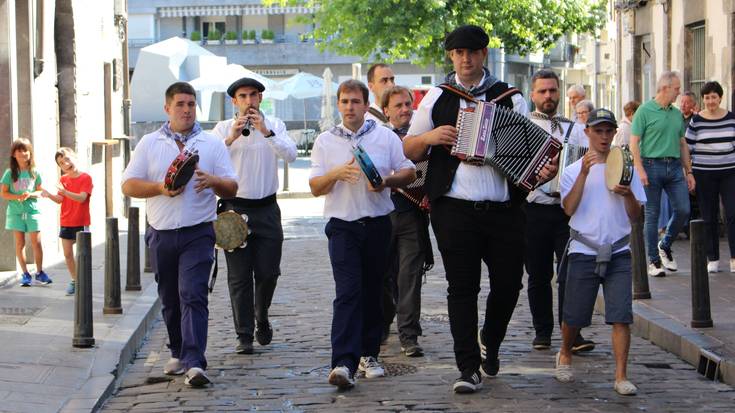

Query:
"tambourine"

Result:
[[213, 210, 250, 251], [164, 149, 199, 191], [605, 146, 634, 190]]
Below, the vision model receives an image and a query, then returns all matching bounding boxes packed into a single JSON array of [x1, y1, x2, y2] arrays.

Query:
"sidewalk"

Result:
[[0, 218, 160, 413]]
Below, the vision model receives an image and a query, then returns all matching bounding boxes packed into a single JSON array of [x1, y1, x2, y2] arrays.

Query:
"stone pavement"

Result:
[[100, 222, 735, 413]]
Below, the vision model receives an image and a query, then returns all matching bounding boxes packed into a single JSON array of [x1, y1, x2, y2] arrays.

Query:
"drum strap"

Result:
[[208, 250, 218, 293], [368, 107, 389, 124], [563, 121, 575, 144]]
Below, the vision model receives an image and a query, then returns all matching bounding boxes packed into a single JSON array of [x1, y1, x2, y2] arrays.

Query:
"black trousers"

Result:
[[694, 168, 735, 261], [223, 199, 283, 343], [382, 207, 431, 343], [524, 203, 570, 338], [431, 196, 525, 374]]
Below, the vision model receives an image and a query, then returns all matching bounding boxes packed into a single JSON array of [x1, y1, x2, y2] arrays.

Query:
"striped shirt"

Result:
[[686, 111, 735, 171]]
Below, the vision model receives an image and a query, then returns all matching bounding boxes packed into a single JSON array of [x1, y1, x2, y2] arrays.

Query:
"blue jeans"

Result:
[[642, 158, 691, 263]]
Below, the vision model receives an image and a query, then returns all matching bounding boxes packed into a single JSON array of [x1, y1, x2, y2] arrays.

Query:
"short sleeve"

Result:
[[34, 171, 42, 188], [309, 135, 327, 179], [389, 131, 415, 172], [1, 169, 12, 186], [559, 162, 580, 201], [122, 135, 151, 182], [406, 87, 441, 136], [631, 109, 645, 136], [511, 93, 529, 116], [80, 173, 93, 193]]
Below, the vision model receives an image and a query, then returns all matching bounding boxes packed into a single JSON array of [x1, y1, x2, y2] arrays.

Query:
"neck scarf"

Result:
[[160, 121, 202, 144], [330, 119, 376, 142], [444, 67, 498, 98], [392, 125, 409, 138], [529, 111, 571, 135]]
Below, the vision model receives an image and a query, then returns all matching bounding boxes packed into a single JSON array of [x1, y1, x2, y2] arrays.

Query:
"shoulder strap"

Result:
[[490, 87, 520, 103], [367, 107, 388, 123], [438, 84, 478, 103], [563, 121, 575, 144]]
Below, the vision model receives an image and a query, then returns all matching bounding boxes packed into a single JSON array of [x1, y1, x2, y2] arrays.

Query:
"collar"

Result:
[[330, 119, 376, 140], [445, 67, 498, 97], [159, 121, 203, 144], [455, 72, 485, 91], [529, 111, 571, 134]]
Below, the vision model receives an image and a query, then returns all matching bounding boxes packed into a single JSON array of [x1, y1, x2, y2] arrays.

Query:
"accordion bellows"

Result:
[[452, 101, 562, 191]]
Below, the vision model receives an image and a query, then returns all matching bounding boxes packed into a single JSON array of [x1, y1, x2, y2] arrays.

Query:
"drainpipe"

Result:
[[661, 0, 671, 71], [34, 0, 44, 77]]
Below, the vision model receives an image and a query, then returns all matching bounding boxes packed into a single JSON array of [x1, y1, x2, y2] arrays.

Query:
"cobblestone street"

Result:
[[100, 218, 735, 412]]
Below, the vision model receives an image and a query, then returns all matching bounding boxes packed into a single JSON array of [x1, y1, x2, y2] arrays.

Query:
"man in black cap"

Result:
[[212, 77, 297, 355], [404, 25, 555, 393]]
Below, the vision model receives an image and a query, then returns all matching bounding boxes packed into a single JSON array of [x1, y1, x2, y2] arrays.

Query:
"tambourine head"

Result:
[[164, 151, 199, 191], [214, 210, 249, 250], [605, 146, 634, 190]]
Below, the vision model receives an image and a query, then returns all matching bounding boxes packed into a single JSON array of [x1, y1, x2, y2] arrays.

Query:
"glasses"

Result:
[[576, 110, 590, 116]]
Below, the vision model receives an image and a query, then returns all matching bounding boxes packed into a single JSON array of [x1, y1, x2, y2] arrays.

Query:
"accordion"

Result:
[[541, 143, 588, 196], [452, 101, 562, 191], [396, 159, 429, 211]]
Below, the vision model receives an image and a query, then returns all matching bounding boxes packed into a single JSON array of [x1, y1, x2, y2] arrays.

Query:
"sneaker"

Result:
[[255, 322, 273, 346], [34, 271, 52, 285], [707, 260, 720, 273], [648, 261, 666, 277], [532, 335, 551, 350], [65, 281, 76, 296], [184, 367, 211, 387], [478, 327, 487, 361], [235, 340, 254, 354], [571, 334, 595, 353], [400, 339, 424, 357], [358, 356, 385, 378], [658, 242, 678, 271], [554, 352, 574, 383], [328, 366, 355, 389], [163, 358, 185, 375], [453, 370, 483, 393], [19, 272, 32, 287], [614, 379, 638, 395], [480, 356, 500, 377]]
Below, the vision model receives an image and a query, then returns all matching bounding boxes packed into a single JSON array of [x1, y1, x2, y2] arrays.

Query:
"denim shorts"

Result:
[[59, 226, 87, 240], [562, 251, 633, 328]]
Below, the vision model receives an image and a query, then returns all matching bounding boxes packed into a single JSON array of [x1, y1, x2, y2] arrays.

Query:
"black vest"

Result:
[[426, 81, 528, 207]]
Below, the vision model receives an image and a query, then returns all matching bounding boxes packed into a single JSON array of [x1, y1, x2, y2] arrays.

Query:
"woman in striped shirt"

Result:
[[685, 81, 735, 273]]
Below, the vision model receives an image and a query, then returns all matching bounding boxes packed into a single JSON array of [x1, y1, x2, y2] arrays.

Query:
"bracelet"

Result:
[[686, 170, 693, 175]]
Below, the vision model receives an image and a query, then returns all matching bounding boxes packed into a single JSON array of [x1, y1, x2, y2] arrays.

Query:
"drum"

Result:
[[213, 210, 250, 251], [605, 146, 634, 190], [164, 149, 199, 191]]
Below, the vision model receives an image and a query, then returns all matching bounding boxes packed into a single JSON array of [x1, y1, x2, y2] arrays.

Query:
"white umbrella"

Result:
[[319, 67, 336, 132], [276, 72, 338, 100], [189, 64, 282, 99]]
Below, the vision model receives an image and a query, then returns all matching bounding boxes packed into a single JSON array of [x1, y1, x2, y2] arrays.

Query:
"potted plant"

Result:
[[190, 31, 202, 43], [248, 30, 257, 43], [206, 29, 221, 45], [224, 31, 238, 45], [261, 29, 275, 44]]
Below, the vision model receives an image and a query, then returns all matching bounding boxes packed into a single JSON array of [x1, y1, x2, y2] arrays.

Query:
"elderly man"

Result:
[[679, 91, 698, 125], [630, 71, 696, 277], [365, 63, 396, 126], [567, 84, 586, 121]]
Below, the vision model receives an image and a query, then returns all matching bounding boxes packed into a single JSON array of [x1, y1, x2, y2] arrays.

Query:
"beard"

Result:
[[538, 99, 559, 116]]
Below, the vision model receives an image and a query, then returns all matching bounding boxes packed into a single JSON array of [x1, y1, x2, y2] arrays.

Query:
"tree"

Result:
[[265, 0, 606, 67]]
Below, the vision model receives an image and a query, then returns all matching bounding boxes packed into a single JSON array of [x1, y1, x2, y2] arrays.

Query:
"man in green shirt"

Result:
[[629, 71, 696, 277]]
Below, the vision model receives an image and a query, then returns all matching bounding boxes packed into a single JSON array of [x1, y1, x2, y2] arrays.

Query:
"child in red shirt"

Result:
[[42, 147, 93, 295]]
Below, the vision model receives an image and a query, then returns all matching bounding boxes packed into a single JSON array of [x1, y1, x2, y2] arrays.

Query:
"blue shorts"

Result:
[[562, 251, 633, 328], [59, 226, 87, 240]]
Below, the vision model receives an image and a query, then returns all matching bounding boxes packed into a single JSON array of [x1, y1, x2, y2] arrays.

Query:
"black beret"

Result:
[[227, 77, 265, 97], [444, 25, 489, 51]]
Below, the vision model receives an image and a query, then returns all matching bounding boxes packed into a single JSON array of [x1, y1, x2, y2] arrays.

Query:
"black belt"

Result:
[[643, 157, 680, 162], [225, 193, 277, 209], [440, 196, 512, 211]]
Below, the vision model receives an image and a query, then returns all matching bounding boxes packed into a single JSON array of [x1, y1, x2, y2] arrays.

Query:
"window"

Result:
[[202, 21, 225, 38], [688, 24, 705, 105]]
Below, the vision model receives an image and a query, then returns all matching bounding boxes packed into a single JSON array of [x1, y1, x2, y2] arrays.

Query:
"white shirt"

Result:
[[310, 121, 415, 221], [211, 116, 297, 199], [407, 74, 529, 202], [613, 117, 632, 147], [365, 102, 391, 126], [560, 159, 646, 255], [527, 114, 589, 205], [122, 129, 237, 231]]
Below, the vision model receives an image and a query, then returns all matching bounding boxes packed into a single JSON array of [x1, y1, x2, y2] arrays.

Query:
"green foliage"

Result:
[[264, 0, 606, 67], [190, 31, 201, 41], [207, 29, 222, 41], [262, 29, 275, 40], [225, 31, 238, 41], [248, 30, 257, 40]]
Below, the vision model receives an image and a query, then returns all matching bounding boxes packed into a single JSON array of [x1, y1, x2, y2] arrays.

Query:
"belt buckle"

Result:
[[473, 201, 489, 211]]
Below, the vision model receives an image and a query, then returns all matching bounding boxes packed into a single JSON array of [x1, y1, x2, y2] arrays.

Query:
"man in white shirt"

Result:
[[309, 79, 416, 390], [403, 25, 554, 394], [567, 84, 586, 121], [122, 82, 238, 387], [365, 63, 395, 126], [525, 69, 594, 354], [211, 77, 297, 355], [557, 108, 646, 396]]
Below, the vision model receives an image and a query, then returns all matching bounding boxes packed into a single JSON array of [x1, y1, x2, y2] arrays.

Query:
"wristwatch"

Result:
[[264, 129, 275, 138]]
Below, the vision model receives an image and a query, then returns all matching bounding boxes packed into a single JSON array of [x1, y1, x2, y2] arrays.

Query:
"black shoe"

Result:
[[478, 327, 487, 361], [255, 322, 273, 346], [532, 335, 551, 350], [453, 370, 483, 394], [400, 339, 424, 357], [571, 334, 595, 353], [480, 357, 499, 377], [235, 340, 254, 354]]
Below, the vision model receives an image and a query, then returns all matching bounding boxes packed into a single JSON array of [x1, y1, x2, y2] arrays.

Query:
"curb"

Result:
[[594, 295, 734, 385]]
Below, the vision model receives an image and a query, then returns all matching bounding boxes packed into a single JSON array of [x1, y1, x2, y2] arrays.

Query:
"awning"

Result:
[[158, 5, 315, 18]]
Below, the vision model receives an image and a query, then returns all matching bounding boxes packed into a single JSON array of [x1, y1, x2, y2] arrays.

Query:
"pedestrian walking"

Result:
[[613, 101, 640, 147]]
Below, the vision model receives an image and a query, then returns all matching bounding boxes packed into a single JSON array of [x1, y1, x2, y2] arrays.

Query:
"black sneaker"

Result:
[[480, 356, 499, 377], [453, 370, 483, 393], [255, 322, 273, 346], [235, 340, 254, 354], [532, 335, 551, 350], [400, 339, 424, 357], [571, 334, 595, 353]]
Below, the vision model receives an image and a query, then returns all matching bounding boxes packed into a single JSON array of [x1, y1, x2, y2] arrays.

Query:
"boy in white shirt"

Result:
[[556, 109, 647, 396]]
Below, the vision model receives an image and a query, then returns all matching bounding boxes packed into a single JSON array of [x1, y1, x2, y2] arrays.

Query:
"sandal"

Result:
[[555, 352, 574, 383], [614, 379, 638, 395]]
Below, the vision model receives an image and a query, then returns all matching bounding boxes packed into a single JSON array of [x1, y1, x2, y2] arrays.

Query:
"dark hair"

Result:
[[337, 79, 370, 103], [55, 147, 76, 163], [165, 82, 196, 103], [380, 86, 413, 110], [367, 63, 390, 83], [681, 91, 696, 100], [9, 138, 36, 182], [700, 81, 723, 98], [531, 69, 560, 89], [623, 101, 640, 118]]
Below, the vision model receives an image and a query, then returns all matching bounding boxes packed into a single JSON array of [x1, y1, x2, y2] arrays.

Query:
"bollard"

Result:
[[144, 218, 152, 273], [283, 158, 290, 192], [126, 207, 142, 291], [690, 219, 713, 328], [104, 217, 123, 314], [73, 231, 95, 347], [631, 204, 651, 299]]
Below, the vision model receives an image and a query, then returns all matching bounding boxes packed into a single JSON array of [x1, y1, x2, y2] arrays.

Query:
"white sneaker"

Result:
[[184, 367, 211, 387], [730, 258, 735, 273], [707, 260, 720, 273], [163, 357, 185, 375], [648, 262, 665, 277], [358, 356, 385, 378], [658, 243, 678, 271], [327, 366, 355, 389]]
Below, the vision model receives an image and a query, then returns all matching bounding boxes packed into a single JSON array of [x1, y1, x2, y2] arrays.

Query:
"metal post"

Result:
[[631, 204, 651, 299], [126, 207, 141, 291], [104, 217, 123, 314], [283, 158, 289, 192], [144, 218, 152, 273], [690, 219, 713, 328], [73, 231, 94, 347]]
